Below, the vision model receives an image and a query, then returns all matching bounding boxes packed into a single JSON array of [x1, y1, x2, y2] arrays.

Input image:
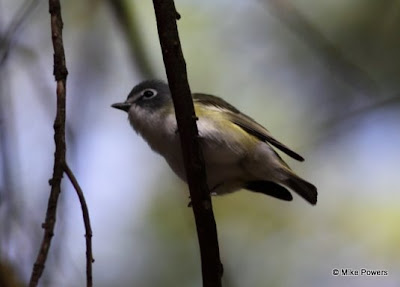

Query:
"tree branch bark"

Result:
[[152, 1, 223, 287], [29, 1, 93, 287], [64, 162, 93, 287], [29, 1, 67, 286]]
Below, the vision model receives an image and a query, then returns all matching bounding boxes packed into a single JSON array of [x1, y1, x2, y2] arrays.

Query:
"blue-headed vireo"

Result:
[[112, 80, 317, 205]]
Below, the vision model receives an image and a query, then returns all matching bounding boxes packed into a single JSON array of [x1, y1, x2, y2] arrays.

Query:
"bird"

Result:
[[112, 80, 317, 205]]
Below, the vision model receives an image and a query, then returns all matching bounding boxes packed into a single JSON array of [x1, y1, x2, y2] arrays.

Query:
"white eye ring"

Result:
[[141, 89, 158, 99]]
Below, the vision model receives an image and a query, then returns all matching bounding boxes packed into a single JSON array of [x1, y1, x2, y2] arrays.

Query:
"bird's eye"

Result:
[[141, 89, 157, 99]]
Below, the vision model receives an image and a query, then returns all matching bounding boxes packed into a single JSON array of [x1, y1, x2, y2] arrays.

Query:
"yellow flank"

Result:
[[194, 102, 260, 149]]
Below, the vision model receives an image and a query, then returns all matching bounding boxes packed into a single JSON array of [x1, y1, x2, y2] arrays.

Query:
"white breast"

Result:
[[128, 107, 273, 194], [128, 107, 186, 179]]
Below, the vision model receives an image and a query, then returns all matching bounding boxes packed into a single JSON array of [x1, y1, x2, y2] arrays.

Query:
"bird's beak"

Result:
[[111, 102, 131, 112]]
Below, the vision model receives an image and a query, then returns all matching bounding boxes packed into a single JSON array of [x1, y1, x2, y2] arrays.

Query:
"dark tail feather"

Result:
[[284, 175, 317, 205], [245, 181, 293, 201]]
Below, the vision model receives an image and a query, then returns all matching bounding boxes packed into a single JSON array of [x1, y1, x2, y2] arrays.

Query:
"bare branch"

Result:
[[64, 162, 93, 287], [152, 1, 223, 286], [29, 0, 68, 286], [264, 0, 379, 95], [0, 0, 41, 66], [108, 0, 155, 79]]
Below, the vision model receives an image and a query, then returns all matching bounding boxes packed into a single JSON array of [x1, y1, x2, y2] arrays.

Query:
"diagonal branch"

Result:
[[265, 0, 379, 95], [107, 0, 155, 79], [64, 162, 93, 287], [29, 1, 68, 286], [0, 0, 41, 67], [152, 1, 223, 287]]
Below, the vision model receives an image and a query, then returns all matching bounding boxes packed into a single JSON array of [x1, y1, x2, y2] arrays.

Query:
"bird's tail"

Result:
[[283, 173, 317, 205]]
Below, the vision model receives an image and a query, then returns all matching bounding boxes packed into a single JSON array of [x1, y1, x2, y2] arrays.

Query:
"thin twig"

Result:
[[152, 1, 223, 287], [264, 0, 379, 95], [107, 0, 155, 79], [305, 93, 400, 148], [0, 0, 42, 66], [64, 162, 93, 287], [29, 0, 68, 286]]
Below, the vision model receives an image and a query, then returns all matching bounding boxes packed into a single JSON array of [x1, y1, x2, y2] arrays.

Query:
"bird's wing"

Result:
[[193, 93, 304, 162]]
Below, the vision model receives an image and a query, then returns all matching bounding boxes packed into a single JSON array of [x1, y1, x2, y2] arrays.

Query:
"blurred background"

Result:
[[1, 0, 399, 286]]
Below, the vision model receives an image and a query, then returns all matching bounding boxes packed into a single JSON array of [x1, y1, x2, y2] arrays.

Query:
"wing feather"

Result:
[[193, 93, 304, 162]]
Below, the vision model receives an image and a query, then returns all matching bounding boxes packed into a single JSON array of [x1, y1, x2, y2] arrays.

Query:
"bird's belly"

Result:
[[161, 138, 282, 195], [162, 139, 249, 192], [205, 163, 248, 194], [167, 159, 248, 195]]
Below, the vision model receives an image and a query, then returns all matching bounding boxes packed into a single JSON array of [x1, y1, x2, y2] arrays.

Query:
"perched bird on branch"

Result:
[[112, 80, 317, 205]]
